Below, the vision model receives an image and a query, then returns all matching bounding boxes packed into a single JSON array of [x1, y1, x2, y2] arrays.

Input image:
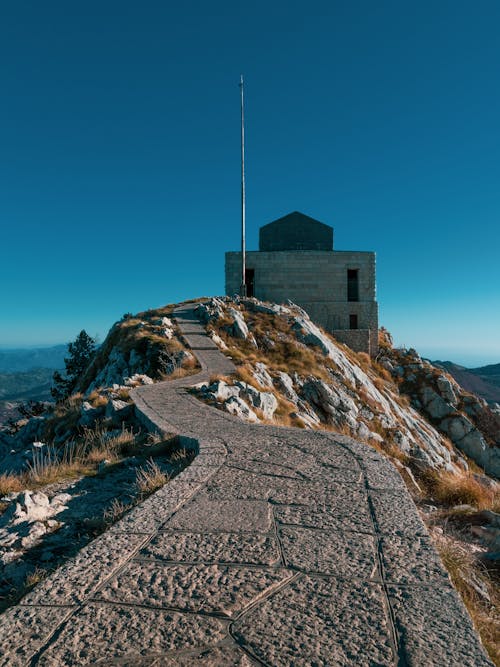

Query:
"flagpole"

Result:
[[239, 74, 247, 297]]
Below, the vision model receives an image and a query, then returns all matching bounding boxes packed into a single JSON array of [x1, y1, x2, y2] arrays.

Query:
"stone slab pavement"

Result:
[[0, 303, 493, 666]]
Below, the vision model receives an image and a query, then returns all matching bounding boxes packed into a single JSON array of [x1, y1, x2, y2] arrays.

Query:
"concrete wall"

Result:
[[333, 329, 379, 357], [225, 250, 379, 355]]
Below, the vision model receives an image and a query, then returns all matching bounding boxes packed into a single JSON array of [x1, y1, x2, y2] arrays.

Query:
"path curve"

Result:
[[0, 303, 492, 666]]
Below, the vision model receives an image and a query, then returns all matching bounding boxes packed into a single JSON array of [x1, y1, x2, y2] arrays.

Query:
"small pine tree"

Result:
[[51, 330, 96, 401]]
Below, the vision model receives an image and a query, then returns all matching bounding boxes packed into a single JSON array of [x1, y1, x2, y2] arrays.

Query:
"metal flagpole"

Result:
[[239, 74, 247, 297]]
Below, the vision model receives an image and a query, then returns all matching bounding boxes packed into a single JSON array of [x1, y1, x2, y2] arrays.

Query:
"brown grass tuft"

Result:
[[136, 459, 170, 495], [421, 470, 498, 511], [434, 532, 500, 665], [0, 474, 25, 496], [86, 390, 108, 408]]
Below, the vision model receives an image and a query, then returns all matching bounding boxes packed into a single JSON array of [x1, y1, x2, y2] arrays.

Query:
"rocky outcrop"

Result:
[[379, 346, 500, 478], [191, 298, 466, 475], [197, 379, 278, 421]]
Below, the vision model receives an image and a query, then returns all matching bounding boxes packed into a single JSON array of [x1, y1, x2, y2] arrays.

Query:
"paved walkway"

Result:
[[0, 304, 492, 666]]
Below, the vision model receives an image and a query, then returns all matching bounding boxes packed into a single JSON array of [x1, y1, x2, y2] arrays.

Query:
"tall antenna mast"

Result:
[[239, 74, 246, 297]]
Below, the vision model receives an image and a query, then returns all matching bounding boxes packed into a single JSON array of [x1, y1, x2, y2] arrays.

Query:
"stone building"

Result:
[[225, 211, 379, 356]]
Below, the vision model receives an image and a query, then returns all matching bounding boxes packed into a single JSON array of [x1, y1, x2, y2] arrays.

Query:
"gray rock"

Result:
[[356, 422, 371, 440], [253, 362, 273, 388], [21, 521, 47, 549], [224, 396, 258, 422], [236, 383, 278, 420], [241, 298, 291, 316], [12, 490, 68, 525], [227, 308, 249, 340], [125, 373, 154, 386], [208, 380, 241, 402], [106, 399, 133, 420], [436, 376, 458, 406], [78, 401, 104, 427], [301, 378, 358, 425], [274, 371, 299, 403], [420, 386, 453, 419]]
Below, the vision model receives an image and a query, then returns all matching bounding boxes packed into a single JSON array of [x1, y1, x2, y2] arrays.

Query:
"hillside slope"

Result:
[[191, 297, 499, 479], [0, 296, 499, 662], [434, 361, 500, 405]]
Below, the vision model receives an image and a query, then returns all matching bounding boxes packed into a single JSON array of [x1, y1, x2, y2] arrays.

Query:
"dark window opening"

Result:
[[347, 269, 359, 302], [245, 268, 255, 297], [350, 314, 358, 330]]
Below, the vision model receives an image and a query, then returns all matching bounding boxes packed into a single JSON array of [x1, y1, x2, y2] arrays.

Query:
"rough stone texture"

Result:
[[380, 534, 451, 584], [168, 498, 272, 533], [370, 489, 428, 536], [140, 531, 280, 565], [233, 575, 394, 667], [159, 646, 257, 666], [97, 561, 294, 616], [21, 531, 149, 605], [0, 302, 492, 666], [388, 585, 493, 667], [0, 605, 72, 667], [279, 525, 378, 578], [37, 604, 228, 666]]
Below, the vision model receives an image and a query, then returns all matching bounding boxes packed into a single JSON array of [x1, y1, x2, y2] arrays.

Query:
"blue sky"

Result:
[[1, 1, 499, 366]]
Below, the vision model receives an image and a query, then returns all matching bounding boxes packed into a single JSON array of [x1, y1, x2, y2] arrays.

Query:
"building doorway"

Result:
[[245, 268, 255, 297]]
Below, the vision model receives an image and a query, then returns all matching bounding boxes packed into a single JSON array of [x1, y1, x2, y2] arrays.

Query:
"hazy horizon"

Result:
[[0, 326, 497, 370]]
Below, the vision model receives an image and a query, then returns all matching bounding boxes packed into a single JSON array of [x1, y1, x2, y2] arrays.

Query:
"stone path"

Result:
[[0, 304, 493, 666]]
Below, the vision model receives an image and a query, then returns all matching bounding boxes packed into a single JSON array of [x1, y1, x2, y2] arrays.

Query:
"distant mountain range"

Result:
[[432, 360, 500, 405], [0, 344, 66, 373], [0, 345, 66, 424]]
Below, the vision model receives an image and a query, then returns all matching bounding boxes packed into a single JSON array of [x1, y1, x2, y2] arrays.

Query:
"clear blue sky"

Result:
[[1, 1, 499, 366]]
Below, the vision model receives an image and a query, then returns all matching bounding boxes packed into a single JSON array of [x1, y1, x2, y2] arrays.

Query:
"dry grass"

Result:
[[0, 425, 140, 493], [136, 459, 169, 496], [273, 395, 303, 427], [103, 498, 129, 524], [115, 387, 131, 401], [44, 393, 84, 442], [372, 362, 393, 383], [181, 354, 198, 370], [27, 445, 92, 485], [86, 391, 109, 408], [169, 447, 191, 463], [434, 531, 500, 665], [356, 351, 371, 369], [76, 307, 190, 390], [420, 470, 499, 511], [212, 310, 331, 382], [236, 364, 265, 389], [24, 567, 47, 589], [372, 376, 387, 392], [209, 373, 229, 384], [0, 474, 25, 496]]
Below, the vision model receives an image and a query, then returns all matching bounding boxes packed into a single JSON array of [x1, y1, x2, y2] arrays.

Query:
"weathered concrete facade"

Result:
[[225, 212, 379, 355]]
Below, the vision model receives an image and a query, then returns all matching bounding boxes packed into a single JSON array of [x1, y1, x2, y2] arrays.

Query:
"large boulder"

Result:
[[274, 371, 299, 403], [301, 378, 358, 425], [206, 380, 240, 402], [253, 363, 273, 388], [436, 376, 458, 406], [241, 298, 291, 316], [236, 382, 278, 419], [227, 308, 249, 340], [224, 396, 258, 423], [440, 415, 500, 477], [105, 399, 133, 425], [420, 386, 454, 420]]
